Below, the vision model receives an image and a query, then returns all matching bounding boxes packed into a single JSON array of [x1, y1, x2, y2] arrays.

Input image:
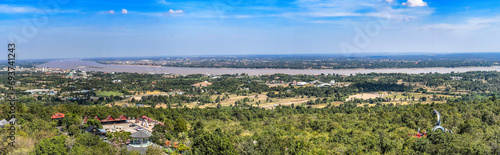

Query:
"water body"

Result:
[[38, 60, 500, 76]]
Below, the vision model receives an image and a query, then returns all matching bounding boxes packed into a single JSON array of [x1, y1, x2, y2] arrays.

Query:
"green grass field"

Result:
[[96, 91, 123, 97]]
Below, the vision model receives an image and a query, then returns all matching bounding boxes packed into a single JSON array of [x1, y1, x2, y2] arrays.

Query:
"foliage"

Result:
[[174, 118, 188, 133], [177, 144, 190, 153], [96, 91, 124, 97], [34, 135, 67, 155], [146, 145, 163, 155], [85, 119, 103, 129], [191, 129, 238, 155]]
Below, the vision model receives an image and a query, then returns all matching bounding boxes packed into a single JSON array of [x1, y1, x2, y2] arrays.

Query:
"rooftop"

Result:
[[0, 118, 16, 127], [51, 113, 65, 119], [130, 130, 152, 139]]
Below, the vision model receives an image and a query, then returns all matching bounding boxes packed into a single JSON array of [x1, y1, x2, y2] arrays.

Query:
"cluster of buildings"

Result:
[[25, 89, 57, 95], [51, 113, 163, 154], [167, 89, 185, 95], [265, 80, 337, 87], [2, 67, 76, 74], [1, 67, 92, 80], [2, 66, 26, 72], [66, 70, 89, 79], [82, 114, 129, 124], [450, 76, 463, 80], [102, 59, 163, 66], [295, 80, 336, 87]]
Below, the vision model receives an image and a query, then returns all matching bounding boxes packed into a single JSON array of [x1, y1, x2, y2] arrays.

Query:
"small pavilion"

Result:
[[127, 130, 162, 154], [129, 130, 152, 145]]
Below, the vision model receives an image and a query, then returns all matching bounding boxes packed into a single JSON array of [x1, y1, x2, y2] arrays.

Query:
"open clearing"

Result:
[[346, 92, 389, 101], [96, 91, 124, 97]]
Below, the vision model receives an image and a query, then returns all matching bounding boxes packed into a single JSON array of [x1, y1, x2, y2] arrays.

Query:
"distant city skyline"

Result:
[[1, 0, 500, 59]]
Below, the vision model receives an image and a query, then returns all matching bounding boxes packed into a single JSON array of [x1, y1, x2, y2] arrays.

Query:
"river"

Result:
[[37, 60, 500, 76]]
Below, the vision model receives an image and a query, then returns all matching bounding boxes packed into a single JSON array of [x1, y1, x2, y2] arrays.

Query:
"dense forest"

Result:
[[1, 96, 500, 154]]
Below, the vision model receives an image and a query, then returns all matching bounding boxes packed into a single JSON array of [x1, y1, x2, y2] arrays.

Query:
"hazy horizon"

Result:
[[14, 52, 500, 61], [2, 0, 500, 59]]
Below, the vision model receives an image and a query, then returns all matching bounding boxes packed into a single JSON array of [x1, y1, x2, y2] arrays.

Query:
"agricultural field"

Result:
[[96, 91, 124, 97]]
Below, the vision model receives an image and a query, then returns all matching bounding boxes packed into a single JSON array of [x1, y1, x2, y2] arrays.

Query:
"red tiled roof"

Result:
[[83, 114, 127, 123], [102, 115, 114, 122], [117, 114, 127, 121], [51, 113, 65, 119]]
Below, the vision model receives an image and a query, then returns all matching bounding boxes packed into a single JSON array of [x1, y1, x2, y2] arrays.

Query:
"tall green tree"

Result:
[[174, 118, 188, 133], [86, 119, 103, 129], [192, 129, 238, 155], [35, 135, 67, 155]]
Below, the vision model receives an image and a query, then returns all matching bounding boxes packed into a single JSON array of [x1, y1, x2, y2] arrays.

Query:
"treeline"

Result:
[[267, 82, 410, 100], [92, 53, 500, 69], [135, 95, 214, 107]]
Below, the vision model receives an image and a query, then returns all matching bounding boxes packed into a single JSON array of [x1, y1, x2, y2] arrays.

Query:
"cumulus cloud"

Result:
[[402, 0, 428, 7], [385, 0, 394, 3], [168, 9, 183, 14], [107, 10, 115, 14], [121, 9, 128, 14]]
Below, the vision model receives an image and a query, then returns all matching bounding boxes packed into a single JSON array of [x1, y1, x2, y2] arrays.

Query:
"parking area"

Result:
[[102, 121, 153, 133]]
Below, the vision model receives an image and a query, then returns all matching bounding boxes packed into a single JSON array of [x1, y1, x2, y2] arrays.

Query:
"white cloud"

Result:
[[168, 9, 183, 14], [274, 0, 433, 22], [0, 4, 39, 14], [133, 9, 185, 17], [423, 16, 500, 31], [385, 7, 434, 21], [234, 15, 254, 19], [0, 4, 79, 14], [402, 0, 428, 7], [107, 10, 115, 14], [158, 0, 171, 5], [307, 12, 362, 17], [287, 0, 383, 18], [121, 9, 128, 14]]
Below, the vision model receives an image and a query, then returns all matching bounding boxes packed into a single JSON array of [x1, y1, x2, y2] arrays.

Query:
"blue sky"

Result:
[[1, 0, 500, 59]]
